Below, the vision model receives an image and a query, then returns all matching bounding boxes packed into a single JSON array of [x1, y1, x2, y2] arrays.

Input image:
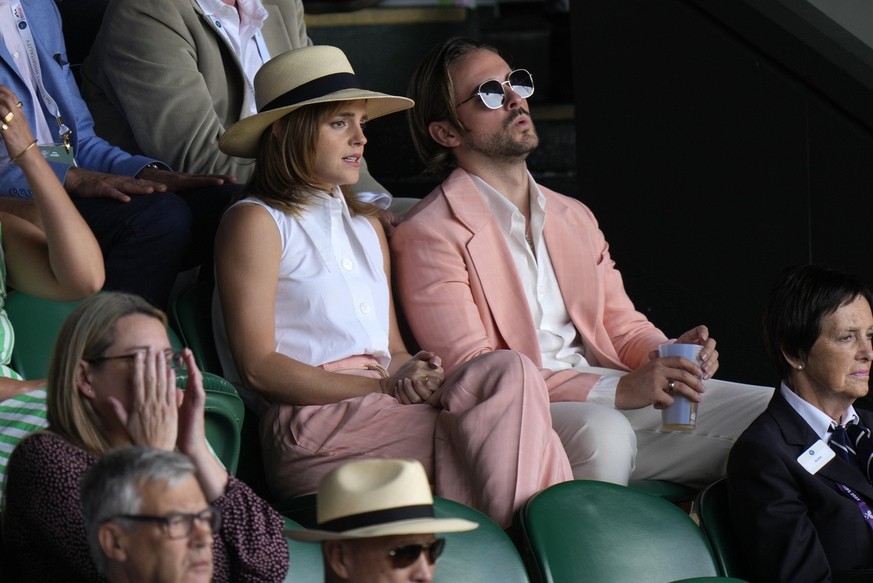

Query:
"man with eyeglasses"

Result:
[[392, 36, 773, 489], [80, 447, 219, 583], [287, 458, 477, 583]]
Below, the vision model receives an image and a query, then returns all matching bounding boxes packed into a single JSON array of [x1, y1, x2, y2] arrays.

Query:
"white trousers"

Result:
[[551, 378, 773, 488]]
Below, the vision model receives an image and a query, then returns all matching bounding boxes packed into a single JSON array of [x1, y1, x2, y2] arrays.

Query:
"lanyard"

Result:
[[9, 1, 71, 152], [836, 483, 873, 531]]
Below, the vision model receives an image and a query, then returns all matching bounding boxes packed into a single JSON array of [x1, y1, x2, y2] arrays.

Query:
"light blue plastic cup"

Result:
[[657, 343, 702, 432]]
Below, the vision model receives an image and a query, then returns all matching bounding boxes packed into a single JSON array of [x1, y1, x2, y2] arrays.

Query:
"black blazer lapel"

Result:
[[771, 393, 873, 502]]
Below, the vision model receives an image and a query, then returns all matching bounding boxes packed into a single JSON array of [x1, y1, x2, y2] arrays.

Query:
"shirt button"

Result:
[[341, 258, 353, 270], [360, 303, 370, 314]]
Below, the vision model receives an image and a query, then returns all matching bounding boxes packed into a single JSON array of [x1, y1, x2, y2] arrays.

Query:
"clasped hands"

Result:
[[615, 325, 719, 410], [384, 351, 445, 406]]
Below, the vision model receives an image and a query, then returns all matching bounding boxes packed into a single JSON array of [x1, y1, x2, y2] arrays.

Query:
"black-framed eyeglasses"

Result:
[[86, 349, 186, 373], [387, 538, 445, 569], [105, 507, 221, 539], [456, 69, 534, 109]]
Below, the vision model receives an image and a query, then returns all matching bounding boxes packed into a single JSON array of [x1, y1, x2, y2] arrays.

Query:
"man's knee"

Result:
[[126, 193, 192, 242], [550, 402, 636, 484]]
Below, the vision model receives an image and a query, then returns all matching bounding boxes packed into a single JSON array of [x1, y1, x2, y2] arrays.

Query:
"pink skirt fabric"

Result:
[[260, 350, 571, 527]]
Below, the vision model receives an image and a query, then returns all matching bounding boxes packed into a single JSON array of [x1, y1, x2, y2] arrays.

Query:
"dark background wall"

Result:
[[571, 0, 873, 386], [308, 3, 576, 198]]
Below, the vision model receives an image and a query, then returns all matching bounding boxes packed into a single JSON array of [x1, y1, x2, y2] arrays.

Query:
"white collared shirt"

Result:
[[0, 0, 56, 146], [471, 173, 622, 405], [233, 190, 391, 369], [780, 381, 861, 442], [196, 0, 268, 117]]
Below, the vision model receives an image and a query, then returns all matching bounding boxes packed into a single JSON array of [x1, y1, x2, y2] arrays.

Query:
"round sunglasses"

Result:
[[387, 538, 446, 569], [456, 69, 535, 109]]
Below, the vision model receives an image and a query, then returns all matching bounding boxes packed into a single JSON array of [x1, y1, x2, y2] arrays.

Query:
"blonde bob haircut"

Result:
[[46, 292, 167, 457], [246, 100, 378, 219]]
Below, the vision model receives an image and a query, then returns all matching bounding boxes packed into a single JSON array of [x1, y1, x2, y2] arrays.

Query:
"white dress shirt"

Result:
[[472, 173, 623, 405], [781, 381, 861, 442], [236, 191, 390, 368], [196, 0, 268, 118]]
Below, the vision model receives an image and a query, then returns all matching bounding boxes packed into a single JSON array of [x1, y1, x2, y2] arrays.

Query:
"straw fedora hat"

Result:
[[219, 45, 414, 158], [285, 459, 478, 541]]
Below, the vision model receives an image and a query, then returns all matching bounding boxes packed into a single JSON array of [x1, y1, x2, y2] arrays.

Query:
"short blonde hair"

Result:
[[46, 292, 167, 457]]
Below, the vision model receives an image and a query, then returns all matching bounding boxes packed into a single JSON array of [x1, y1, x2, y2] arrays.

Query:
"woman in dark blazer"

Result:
[[728, 264, 873, 583]]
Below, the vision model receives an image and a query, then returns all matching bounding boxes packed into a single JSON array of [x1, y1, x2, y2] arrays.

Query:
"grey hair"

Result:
[[80, 447, 197, 574]]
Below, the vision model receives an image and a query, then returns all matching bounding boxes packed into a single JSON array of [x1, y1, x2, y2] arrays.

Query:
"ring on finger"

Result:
[[3, 111, 12, 123], [665, 380, 676, 395]]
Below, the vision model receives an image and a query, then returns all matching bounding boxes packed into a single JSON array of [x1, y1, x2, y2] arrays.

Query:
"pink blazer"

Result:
[[391, 168, 668, 401]]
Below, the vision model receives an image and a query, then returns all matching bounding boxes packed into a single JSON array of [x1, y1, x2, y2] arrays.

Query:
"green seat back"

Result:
[[175, 371, 244, 475], [282, 516, 325, 582], [432, 497, 529, 582], [168, 281, 272, 493], [169, 279, 222, 374], [696, 479, 748, 579], [521, 480, 720, 583], [6, 291, 81, 380], [629, 479, 698, 503]]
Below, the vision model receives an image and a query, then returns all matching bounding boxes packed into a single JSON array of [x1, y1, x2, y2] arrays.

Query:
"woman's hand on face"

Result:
[[388, 351, 445, 405], [175, 348, 208, 456], [0, 86, 35, 160], [174, 348, 229, 501], [108, 348, 178, 450]]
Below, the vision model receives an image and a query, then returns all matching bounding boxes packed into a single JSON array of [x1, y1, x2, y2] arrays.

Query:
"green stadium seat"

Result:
[[520, 480, 745, 583]]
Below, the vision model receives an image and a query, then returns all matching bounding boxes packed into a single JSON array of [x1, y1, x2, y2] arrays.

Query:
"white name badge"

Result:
[[798, 439, 835, 475]]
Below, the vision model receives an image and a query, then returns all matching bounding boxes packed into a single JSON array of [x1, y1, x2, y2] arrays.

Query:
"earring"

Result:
[[797, 364, 804, 370]]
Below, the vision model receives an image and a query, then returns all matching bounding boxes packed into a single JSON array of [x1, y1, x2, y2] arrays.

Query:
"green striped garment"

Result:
[[0, 224, 49, 500]]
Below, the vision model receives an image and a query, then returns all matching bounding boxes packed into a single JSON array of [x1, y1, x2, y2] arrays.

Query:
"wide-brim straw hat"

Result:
[[219, 45, 414, 158], [285, 459, 478, 542]]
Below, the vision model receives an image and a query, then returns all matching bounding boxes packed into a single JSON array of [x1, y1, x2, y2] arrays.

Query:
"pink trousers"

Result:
[[260, 349, 571, 527]]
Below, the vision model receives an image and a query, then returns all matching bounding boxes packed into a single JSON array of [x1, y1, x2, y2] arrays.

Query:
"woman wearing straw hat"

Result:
[[213, 45, 572, 527]]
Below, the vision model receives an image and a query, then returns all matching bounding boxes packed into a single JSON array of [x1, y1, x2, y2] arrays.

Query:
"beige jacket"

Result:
[[80, 0, 309, 180]]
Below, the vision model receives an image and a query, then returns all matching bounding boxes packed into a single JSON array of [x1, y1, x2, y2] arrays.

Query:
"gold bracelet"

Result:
[[10, 140, 38, 165]]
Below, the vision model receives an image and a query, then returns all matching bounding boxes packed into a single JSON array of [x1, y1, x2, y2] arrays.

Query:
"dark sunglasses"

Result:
[[456, 69, 535, 109], [387, 538, 446, 569]]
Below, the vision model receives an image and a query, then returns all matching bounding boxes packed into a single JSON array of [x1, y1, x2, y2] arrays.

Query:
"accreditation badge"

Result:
[[38, 144, 75, 165]]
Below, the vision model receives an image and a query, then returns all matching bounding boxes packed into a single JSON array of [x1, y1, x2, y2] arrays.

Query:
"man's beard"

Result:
[[467, 109, 539, 161]]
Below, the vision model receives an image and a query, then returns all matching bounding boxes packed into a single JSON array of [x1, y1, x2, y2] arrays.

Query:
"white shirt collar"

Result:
[[471, 170, 545, 244], [780, 381, 860, 442]]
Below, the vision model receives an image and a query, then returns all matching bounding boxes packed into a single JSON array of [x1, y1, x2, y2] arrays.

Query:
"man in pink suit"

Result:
[[392, 37, 773, 488]]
